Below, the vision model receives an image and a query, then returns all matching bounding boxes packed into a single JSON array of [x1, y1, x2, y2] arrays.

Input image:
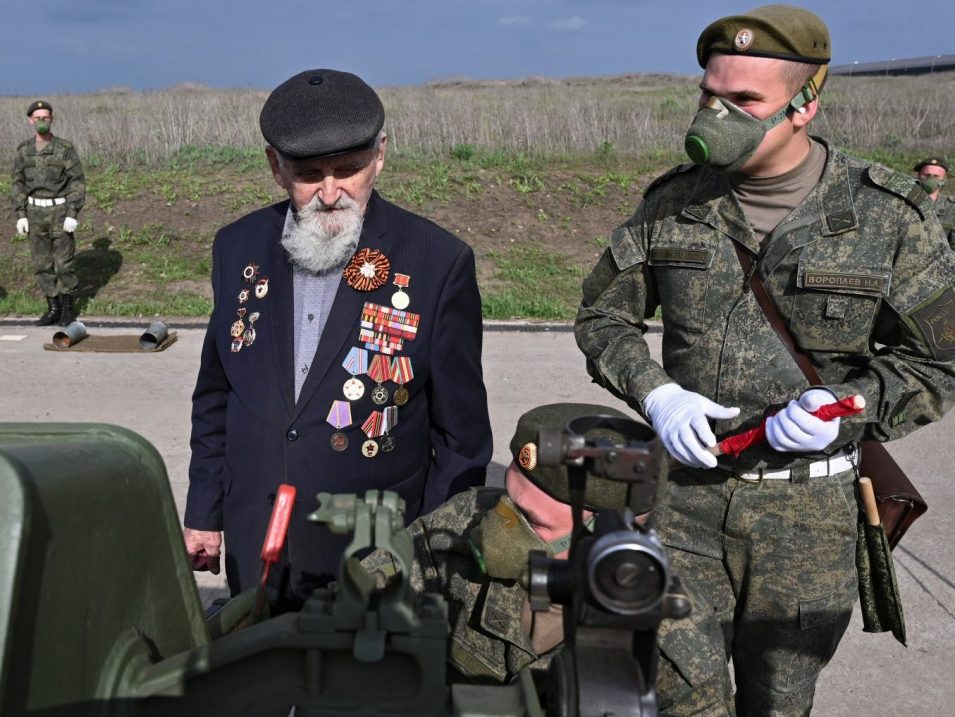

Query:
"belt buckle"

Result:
[[737, 470, 764, 484]]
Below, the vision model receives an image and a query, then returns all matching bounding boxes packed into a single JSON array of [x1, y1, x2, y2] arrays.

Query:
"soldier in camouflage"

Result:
[[364, 402, 735, 717], [913, 156, 955, 249], [11, 100, 86, 326], [574, 5, 955, 716]]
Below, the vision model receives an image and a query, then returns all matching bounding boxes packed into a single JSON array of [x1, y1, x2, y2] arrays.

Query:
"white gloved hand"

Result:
[[16, 218, 29, 235], [644, 383, 740, 468], [63, 217, 78, 233], [765, 388, 840, 452]]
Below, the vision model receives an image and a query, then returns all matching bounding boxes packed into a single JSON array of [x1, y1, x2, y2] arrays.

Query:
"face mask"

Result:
[[684, 95, 798, 173], [34, 120, 50, 134], [918, 177, 944, 194], [469, 496, 555, 581]]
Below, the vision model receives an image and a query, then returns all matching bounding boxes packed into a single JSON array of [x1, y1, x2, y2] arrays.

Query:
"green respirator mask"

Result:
[[918, 177, 944, 194], [683, 67, 827, 173], [35, 121, 50, 134], [468, 495, 593, 581]]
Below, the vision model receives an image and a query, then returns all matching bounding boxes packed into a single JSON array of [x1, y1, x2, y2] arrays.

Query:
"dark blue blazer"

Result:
[[185, 191, 492, 595]]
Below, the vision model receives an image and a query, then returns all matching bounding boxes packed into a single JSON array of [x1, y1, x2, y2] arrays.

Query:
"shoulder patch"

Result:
[[866, 164, 933, 219], [908, 286, 955, 361], [643, 163, 695, 198]]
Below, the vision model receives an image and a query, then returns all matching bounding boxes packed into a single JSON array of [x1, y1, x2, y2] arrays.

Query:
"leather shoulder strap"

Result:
[[733, 242, 823, 385]]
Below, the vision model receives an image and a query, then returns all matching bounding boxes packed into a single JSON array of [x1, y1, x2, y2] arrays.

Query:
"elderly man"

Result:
[[914, 156, 955, 248], [364, 403, 734, 717], [11, 100, 86, 326], [575, 5, 955, 715], [184, 69, 492, 608]]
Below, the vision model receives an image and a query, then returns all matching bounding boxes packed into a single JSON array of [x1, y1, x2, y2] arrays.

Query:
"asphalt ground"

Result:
[[1, 319, 952, 715]]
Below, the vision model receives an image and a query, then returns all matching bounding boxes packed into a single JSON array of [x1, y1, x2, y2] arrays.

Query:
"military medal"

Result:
[[230, 338, 243, 353], [379, 406, 398, 452], [255, 277, 269, 299], [243, 312, 260, 347], [342, 347, 368, 401], [238, 288, 250, 304], [391, 273, 411, 310], [367, 354, 391, 405], [326, 400, 352, 452], [361, 410, 384, 458], [242, 263, 260, 283], [390, 356, 413, 406], [344, 248, 390, 292], [358, 302, 420, 355], [231, 308, 247, 339]]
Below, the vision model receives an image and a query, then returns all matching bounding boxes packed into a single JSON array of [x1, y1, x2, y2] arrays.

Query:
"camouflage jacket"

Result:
[[362, 487, 553, 683], [933, 194, 955, 250], [575, 139, 955, 472], [11, 135, 86, 219]]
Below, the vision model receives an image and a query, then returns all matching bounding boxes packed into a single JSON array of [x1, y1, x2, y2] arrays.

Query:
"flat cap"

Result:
[[510, 403, 662, 512], [914, 157, 949, 173], [26, 100, 52, 116], [697, 4, 831, 67], [260, 69, 384, 160]]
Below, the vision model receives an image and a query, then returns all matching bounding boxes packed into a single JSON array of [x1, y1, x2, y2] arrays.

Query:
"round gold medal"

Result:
[[330, 432, 349, 452], [393, 386, 409, 406]]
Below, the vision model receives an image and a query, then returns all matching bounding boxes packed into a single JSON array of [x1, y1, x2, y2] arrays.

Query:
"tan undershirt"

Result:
[[35, 137, 51, 151], [731, 138, 827, 241], [520, 598, 564, 654]]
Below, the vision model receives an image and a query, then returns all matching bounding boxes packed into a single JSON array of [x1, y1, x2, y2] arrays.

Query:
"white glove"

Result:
[[16, 218, 29, 235], [765, 388, 840, 452], [63, 217, 78, 233], [644, 383, 740, 468]]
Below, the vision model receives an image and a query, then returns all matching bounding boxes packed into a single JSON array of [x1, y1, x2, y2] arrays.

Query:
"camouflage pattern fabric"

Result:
[[25, 202, 77, 296], [933, 194, 955, 250], [362, 487, 735, 717], [575, 138, 955, 715], [11, 136, 86, 297]]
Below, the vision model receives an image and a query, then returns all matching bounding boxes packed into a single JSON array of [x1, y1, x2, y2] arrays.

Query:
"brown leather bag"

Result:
[[734, 245, 927, 548]]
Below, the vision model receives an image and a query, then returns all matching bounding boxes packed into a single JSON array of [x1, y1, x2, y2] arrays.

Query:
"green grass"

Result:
[[481, 245, 585, 320], [82, 294, 213, 317]]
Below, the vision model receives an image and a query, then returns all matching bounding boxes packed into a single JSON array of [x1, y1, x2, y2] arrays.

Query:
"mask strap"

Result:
[[547, 514, 596, 554]]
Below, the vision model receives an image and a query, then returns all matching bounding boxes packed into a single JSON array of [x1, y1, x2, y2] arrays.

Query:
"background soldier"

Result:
[[11, 100, 86, 326], [914, 156, 955, 249], [575, 5, 955, 715], [364, 403, 734, 717]]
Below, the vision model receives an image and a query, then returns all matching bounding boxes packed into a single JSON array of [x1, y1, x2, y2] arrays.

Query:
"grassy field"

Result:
[[1, 73, 953, 320]]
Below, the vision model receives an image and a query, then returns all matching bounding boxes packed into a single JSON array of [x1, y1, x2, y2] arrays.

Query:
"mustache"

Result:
[[296, 195, 359, 219]]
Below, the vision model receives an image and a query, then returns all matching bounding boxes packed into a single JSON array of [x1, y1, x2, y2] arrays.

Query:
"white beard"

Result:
[[281, 195, 364, 275]]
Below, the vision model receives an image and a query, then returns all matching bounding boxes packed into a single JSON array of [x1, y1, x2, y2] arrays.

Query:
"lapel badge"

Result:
[[230, 338, 243, 353], [243, 312, 260, 347], [242, 262, 260, 283], [344, 248, 390, 292], [255, 277, 269, 299], [238, 288, 250, 304]]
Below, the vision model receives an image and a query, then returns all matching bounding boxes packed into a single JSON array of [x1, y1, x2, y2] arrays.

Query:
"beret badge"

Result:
[[734, 29, 754, 52], [518, 442, 538, 471]]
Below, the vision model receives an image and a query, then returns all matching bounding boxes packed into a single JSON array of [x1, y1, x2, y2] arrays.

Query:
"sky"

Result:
[[0, 0, 952, 95]]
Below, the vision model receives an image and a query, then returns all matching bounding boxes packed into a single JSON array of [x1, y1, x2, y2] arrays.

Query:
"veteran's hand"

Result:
[[16, 218, 29, 235], [765, 388, 840, 452], [63, 217, 78, 233], [644, 383, 740, 468], [184, 527, 222, 574]]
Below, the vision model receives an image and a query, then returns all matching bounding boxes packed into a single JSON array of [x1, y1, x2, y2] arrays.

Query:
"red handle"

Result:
[[261, 484, 297, 564]]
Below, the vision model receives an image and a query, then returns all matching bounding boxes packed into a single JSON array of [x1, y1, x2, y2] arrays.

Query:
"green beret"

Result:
[[914, 157, 949, 173], [697, 4, 831, 67], [260, 69, 385, 161], [510, 403, 662, 512], [26, 100, 52, 116]]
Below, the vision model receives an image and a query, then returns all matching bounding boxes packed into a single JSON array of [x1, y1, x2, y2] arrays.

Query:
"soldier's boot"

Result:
[[35, 295, 62, 327], [58, 294, 76, 327]]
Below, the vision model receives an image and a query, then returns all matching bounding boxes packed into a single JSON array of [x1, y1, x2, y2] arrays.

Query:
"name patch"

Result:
[[649, 248, 710, 265], [804, 272, 886, 294]]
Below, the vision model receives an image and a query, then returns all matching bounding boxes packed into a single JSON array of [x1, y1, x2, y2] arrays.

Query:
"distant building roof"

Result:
[[830, 54, 955, 77]]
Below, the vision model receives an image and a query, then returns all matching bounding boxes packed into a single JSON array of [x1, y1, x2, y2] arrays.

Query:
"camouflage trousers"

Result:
[[650, 466, 859, 717], [26, 203, 77, 297]]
